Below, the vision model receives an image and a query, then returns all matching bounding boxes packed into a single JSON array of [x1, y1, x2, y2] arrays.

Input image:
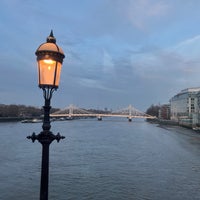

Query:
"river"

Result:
[[1, 118, 200, 200]]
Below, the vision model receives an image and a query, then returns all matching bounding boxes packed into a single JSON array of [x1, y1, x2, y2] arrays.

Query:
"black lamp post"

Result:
[[27, 30, 65, 200]]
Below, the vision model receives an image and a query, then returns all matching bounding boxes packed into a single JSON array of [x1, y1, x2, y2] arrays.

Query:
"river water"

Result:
[[1, 118, 200, 200]]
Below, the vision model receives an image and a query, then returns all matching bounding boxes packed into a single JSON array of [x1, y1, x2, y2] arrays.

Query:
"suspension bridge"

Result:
[[50, 105, 156, 121]]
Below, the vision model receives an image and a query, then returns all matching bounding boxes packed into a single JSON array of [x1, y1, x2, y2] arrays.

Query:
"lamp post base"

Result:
[[27, 131, 65, 200]]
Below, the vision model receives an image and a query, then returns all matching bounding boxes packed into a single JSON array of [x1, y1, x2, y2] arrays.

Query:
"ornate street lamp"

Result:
[[27, 30, 65, 200]]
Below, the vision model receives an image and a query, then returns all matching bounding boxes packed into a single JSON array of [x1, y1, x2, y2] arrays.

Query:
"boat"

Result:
[[21, 119, 42, 123]]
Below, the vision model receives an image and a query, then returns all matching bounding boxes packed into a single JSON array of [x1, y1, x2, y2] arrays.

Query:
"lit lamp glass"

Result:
[[38, 59, 62, 87]]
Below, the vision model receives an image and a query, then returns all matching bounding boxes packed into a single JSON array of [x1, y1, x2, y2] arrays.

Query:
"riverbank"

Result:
[[157, 123, 200, 153], [147, 118, 179, 126], [0, 117, 25, 122], [0, 117, 41, 122], [147, 118, 200, 132]]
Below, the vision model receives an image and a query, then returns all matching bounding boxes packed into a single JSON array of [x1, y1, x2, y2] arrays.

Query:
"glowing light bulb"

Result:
[[43, 59, 54, 64]]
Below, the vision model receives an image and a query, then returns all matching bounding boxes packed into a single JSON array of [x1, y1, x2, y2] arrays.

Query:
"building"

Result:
[[170, 87, 200, 126], [158, 104, 170, 120], [196, 92, 200, 126]]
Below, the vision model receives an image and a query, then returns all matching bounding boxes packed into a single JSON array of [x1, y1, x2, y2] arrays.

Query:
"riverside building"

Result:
[[170, 87, 200, 127], [158, 104, 170, 120]]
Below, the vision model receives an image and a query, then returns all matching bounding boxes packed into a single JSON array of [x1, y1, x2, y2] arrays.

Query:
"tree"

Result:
[[146, 104, 160, 117]]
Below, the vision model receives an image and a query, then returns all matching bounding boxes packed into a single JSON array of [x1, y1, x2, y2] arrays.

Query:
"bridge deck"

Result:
[[50, 113, 156, 119]]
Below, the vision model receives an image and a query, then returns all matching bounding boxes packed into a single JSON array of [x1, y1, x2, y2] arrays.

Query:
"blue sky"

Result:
[[1, 0, 200, 111]]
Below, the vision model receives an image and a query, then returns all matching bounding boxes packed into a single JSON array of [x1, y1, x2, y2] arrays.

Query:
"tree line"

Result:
[[146, 104, 160, 117], [0, 104, 59, 118]]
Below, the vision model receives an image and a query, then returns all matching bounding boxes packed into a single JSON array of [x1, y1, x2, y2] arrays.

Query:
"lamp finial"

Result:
[[47, 30, 56, 43]]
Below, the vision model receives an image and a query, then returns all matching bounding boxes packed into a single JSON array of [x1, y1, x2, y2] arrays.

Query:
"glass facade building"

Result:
[[170, 88, 200, 125]]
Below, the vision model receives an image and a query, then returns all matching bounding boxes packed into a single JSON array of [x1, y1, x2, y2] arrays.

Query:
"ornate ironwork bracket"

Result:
[[27, 131, 65, 144]]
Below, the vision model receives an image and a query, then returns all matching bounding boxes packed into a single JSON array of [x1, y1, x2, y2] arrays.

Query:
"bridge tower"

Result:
[[97, 115, 102, 121], [128, 105, 132, 122], [69, 104, 73, 118]]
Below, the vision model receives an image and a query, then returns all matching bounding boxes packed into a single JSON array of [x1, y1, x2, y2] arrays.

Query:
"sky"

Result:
[[1, 0, 200, 111]]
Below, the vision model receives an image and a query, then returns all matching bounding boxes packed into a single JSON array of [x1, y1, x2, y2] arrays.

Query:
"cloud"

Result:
[[120, 0, 170, 31], [171, 35, 200, 60], [102, 50, 115, 75]]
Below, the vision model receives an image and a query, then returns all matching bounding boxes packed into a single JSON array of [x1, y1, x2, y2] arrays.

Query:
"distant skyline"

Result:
[[1, 0, 200, 111]]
